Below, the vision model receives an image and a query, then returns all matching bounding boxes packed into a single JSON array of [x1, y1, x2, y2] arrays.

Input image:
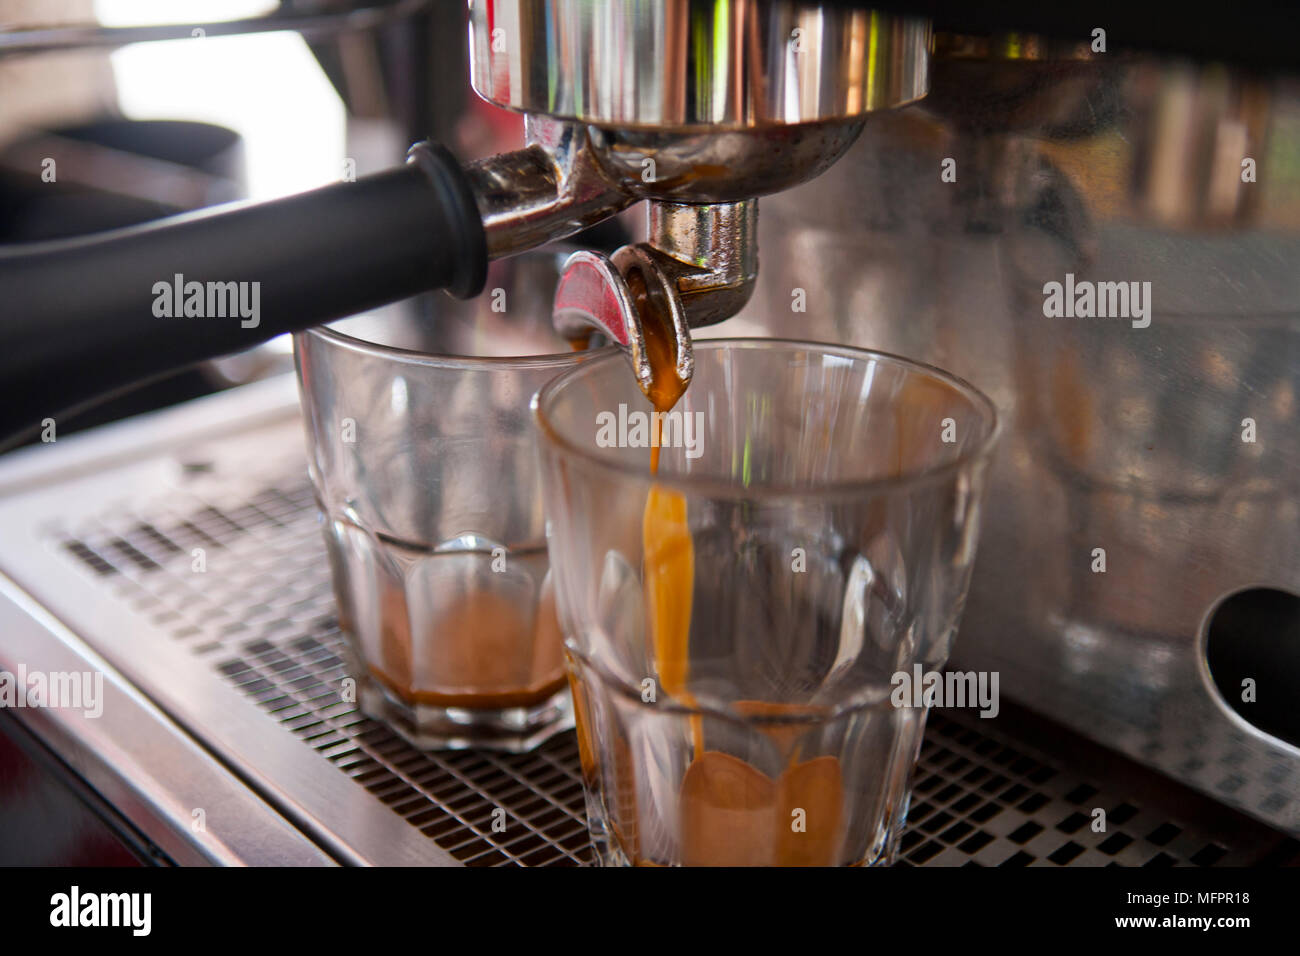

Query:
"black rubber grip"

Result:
[[0, 141, 487, 439]]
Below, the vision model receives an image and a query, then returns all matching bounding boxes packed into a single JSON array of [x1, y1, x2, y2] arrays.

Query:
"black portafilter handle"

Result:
[[0, 142, 487, 440]]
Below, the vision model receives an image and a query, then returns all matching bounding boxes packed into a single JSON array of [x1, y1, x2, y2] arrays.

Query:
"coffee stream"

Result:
[[572, 274, 842, 865], [625, 269, 697, 750]]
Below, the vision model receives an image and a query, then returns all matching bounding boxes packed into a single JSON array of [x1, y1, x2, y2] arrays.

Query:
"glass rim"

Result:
[[299, 323, 616, 370], [532, 337, 1002, 499], [300, 245, 594, 368], [565, 639, 897, 726]]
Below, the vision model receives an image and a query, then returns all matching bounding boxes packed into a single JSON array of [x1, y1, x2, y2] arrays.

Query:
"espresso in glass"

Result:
[[538, 330, 999, 865], [296, 250, 590, 751]]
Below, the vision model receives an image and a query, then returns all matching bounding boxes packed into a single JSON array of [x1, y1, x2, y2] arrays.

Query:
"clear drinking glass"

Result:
[[295, 251, 598, 751], [533, 339, 1000, 865]]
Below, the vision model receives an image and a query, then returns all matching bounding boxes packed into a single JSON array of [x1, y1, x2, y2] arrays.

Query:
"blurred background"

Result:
[[0, 0, 507, 438]]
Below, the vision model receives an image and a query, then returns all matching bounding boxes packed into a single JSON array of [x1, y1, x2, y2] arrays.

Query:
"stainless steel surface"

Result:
[[464, 2, 913, 398], [465, 117, 636, 260], [585, 118, 867, 203], [550, 200, 755, 396], [610, 241, 696, 384], [897, 708, 1287, 867], [463, 0, 924, 266], [463, 110, 853, 262], [0, 380, 457, 865], [2, 1, 1297, 865], [552, 245, 696, 397], [469, 0, 929, 129], [645, 199, 758, 326], [0, 379, 1293, 865], [551, 250, 640, 346], [0, 572, 335, 866], [720, 49, 1300, 834]]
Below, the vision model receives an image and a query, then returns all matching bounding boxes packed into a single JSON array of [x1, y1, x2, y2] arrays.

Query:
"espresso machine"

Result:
[[0, 1, 1296, 866]]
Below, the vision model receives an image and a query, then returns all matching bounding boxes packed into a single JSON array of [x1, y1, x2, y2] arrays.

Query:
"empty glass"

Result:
[[295, 251, 599, 751], [534, 339, 999, 865]]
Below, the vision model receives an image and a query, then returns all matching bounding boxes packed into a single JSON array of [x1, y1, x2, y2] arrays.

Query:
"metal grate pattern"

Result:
[[1005, 622, 1300, 836], [46, 464, 1285, 866], [904, 715, 1259, 867], [217, 633, 592, 866]]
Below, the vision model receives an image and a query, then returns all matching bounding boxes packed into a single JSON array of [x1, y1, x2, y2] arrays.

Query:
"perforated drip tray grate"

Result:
[[44, 459, 1298, 867]]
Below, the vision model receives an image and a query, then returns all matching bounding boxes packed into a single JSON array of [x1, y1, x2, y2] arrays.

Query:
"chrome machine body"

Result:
[[465, 0, 928, 391], [732, 39, 1300, 835], [0, 0, 1297, 864], [473, 3, 1300, 835]]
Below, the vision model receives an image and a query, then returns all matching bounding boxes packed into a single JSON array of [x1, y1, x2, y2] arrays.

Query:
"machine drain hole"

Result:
[[1203, 587, 1300, 749]]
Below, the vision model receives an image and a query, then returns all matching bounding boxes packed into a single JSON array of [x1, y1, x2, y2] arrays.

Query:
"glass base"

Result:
[[357, 672, 574, 753], [585, 830, 902, 867], [583, 786, 912, 866]]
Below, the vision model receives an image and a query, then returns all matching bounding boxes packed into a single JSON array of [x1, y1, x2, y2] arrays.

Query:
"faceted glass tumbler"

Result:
[[295, 251, 598, 751], [533, 339, 1000, 864]]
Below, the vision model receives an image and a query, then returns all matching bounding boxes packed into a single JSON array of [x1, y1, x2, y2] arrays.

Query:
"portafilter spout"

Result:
[[551, 199, 759, 397], [465, 0, 931, 397]]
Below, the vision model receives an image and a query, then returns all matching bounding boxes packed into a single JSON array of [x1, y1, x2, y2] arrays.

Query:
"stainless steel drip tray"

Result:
[[0, 375, 1293, 867]]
